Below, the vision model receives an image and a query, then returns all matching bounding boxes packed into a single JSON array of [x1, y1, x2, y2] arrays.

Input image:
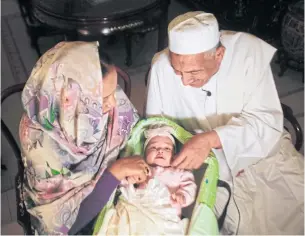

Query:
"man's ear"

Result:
[[215, 46, 225, 64]]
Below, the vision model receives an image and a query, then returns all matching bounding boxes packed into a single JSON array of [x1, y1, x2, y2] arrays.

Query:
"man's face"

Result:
[[170, 46, 225, 88]]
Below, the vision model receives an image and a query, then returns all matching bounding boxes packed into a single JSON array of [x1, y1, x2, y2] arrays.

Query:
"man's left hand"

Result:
[[171, 131, 221, 170]]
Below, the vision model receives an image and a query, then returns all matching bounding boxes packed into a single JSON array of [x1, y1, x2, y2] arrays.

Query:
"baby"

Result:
[[137, 126, 197, 216], [99, 126, 197, 235]]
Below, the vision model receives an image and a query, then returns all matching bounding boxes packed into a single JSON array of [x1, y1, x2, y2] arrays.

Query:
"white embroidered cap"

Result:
[[168, 11, 220, 55], [144, 126, 175, 150]]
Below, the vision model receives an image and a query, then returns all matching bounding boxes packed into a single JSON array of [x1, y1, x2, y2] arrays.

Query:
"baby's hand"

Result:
[[171, 192, 186, 205], [126, 175, 149, 184]]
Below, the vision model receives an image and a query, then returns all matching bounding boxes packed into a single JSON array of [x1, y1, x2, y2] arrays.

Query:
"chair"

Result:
[[180, 0, 289, 45], [17, 0, 65, 56], [144, 69, 303, 151], [1, 66, 131, 235], [282, 103, 303, 151]]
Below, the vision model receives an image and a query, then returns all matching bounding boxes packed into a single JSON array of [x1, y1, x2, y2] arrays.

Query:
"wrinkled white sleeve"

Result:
[[145, 64, 163, 117], [214, 66, 283, 175]]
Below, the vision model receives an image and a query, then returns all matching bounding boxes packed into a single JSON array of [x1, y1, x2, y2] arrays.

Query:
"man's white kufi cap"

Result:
[[168, 11, 220, 55]]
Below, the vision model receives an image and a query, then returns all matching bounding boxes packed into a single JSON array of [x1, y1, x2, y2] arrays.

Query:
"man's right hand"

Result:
[[108, 156, 151, 183]]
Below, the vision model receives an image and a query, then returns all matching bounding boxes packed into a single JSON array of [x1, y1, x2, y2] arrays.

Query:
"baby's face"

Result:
[[145, 136, 174, 167]]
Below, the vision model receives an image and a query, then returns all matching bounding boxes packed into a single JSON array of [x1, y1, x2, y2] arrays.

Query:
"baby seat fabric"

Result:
[[92, 117, 231, 235]]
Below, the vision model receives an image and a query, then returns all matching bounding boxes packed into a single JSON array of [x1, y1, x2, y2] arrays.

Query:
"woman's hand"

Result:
[[109, 156, 151, 183], [171, 131, 222, 170]]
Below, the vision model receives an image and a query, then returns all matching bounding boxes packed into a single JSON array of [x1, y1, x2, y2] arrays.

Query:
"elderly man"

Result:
[[146, 11, 304, 235]]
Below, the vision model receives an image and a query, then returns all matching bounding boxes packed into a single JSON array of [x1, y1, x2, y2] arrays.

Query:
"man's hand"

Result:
[[171, 131, 221, 170]]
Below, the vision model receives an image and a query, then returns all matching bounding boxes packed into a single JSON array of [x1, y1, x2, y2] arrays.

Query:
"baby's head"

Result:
[[144, 126, 175, 167]]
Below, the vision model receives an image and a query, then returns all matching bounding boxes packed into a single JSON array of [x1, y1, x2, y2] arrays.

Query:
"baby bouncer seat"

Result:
[[93, 117, 231, 235]]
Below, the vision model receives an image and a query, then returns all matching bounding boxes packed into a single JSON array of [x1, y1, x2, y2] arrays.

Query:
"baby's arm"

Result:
[[174, 171, 197, 207]]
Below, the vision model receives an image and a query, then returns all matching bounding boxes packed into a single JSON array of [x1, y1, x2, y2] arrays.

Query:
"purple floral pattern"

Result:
[[19, 41, 139, 234]]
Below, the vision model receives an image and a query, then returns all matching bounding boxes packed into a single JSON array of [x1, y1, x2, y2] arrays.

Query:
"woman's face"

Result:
[[102, 65, 118, 113]]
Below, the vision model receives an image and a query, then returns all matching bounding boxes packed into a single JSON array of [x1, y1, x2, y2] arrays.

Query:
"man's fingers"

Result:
[[193, 162, 202, 169], [176, 156, 192, 169], [196, 157, 206, 169], [186, 158, 201, 169], [172, 152, 187, 167], [185, 161, 195, 170]]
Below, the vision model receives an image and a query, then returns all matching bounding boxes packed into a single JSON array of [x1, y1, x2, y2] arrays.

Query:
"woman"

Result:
[[19, 41, 150, 235]]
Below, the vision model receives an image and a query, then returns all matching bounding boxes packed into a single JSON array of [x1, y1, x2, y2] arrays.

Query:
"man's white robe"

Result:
[[145, 31, 304, 235]]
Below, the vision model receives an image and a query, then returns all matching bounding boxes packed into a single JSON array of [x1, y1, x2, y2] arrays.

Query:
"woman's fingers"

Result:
[[140, 162, 151, 176], [136, 170, 147, 183], [134, 161, 149, 183], [128, 173, 146, 184], [127, 176, 138, 184], [133, 159, 151, 176], [122, 158, 150, 182], [127, 172, 147, 184], [109, 156, 151, 181]]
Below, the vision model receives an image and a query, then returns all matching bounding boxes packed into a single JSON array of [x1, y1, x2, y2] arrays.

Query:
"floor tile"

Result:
[[1, 0, 20, 17], [7, 189, 17, 221], [1, 221, 24, 235], [1, 174, 13, 193], [271, 62, 304, 98], [281, 91, 304, 117], [1, 192, 12, 225]]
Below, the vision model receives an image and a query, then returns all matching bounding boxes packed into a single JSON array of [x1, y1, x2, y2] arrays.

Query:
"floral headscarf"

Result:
[[19, 41, 139, 234]]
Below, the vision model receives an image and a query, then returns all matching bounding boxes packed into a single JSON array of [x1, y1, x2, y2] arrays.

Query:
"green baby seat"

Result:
[[93, 117, 230, 235]]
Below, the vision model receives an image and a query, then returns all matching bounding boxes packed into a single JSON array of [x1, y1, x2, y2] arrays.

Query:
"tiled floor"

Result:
[[2, 189, 16, 223], [2, 192, 13, 225], [1, 0, 304, 233], [1, 188, 23, 234], [1, 222, 24, 235]]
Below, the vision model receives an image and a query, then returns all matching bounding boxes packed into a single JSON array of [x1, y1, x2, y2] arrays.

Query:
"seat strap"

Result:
[[217, 179, 232, 230]]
